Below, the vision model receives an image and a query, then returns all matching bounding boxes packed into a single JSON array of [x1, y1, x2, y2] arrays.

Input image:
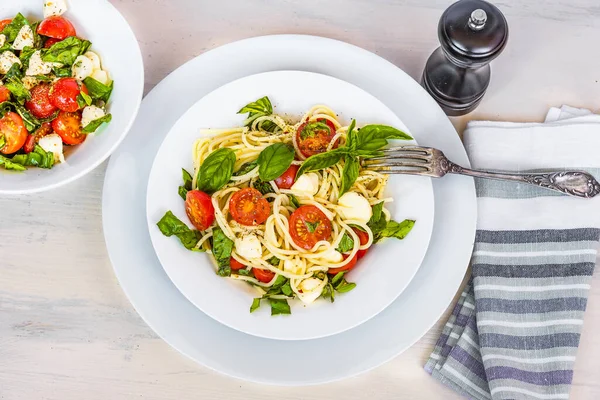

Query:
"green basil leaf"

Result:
[[19, 46, 36, 69], [253, 179, 274, 195], [77, 91, 93, 107], [178, 168, 193, 199], [11, 145, 54, 169], [233, 160, 258, 177], [355, 125, 413, 151], [81, 114, 112, 134], [1, 13, 29, 42], [250, 298, 261, 313], [30, 21, 42, 49], [258, 119, 279, 133], [196, 148, 236, 193], [42, 37, 91, 66], [237, 267, 253, 277], [5, 78, 31, 105], [321, 283, 335, 303], [281, 281, 293, 297], [82, 76, 113, 102], [5, 62, 23, 81], [377, 219, 415, 241], [331, 271, 346, 286], [288, 194, 300, 209], [52, 66, 71, 77], [11, 102, 42, 131], [267, 256, 280, 267], [268, 298, 291, 316], [335, 281, 357, 293], [0, 135, 5, 152], [306, 220, 319, 233], [0, 154, 26, 171], [336, 233, 354, 253], [257, 143, 294, 181], [299, 121, 331, 140], [266, 275, 288, 296], [156, 211, 203, 251], [340, 156, 359, 196], [212, 228, 234, 277], [177, 186, 188, 201], [296, 149, 345, 179], [367, 202, 387, 238], [238, 96, 273, 115], [345, 120, 358, 150], [34, 75, 53, 82]]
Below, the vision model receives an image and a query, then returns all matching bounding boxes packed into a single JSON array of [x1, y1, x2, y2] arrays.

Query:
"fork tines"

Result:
[[362, 146, 434, 174]]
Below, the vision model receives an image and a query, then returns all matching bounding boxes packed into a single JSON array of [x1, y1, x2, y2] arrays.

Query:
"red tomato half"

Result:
[[274, 164, 299, 189], [37, 16, 76, 40], [49, 78, 82, 112], [328, 253, 358, 275], [0, 19, 11, 32], [253, 268, 275, 283], [229, 188, 270, 226], [26, 84, 58, 119], [295, 118, 338, 158], [52, 111, 86, 145], [230, 257, 246, 271], [0, 112, 28, 154], [24, 122, 53, 153], [0, 86, 10, 103], [185, 190, 215, 231], [353, 227, 370, 259], [44, 37, 61, 48], [289, 205, 332, 250]]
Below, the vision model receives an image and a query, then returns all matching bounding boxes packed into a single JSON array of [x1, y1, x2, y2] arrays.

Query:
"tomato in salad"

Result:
[[37, 16, 76, 39], [26, 84, 58, 119], [229, 257, 246, 271], [229, 187, 270, 226], [49, 78, 84, 113], [274, 164, 299, 189], [253, 268, 275, 283], [52, 111, 86, 145], [0, 87, 11, 104], [328, 253, 358, 275], [0, 112, 28, 155], [0, 19, 11, 31], [289, 205, 332, 250], [295, 118, 338, 158], [353, 227, 370, 259], [185, 190, 215, 231]]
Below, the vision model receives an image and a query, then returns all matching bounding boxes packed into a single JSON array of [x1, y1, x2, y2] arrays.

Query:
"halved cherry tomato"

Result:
[[44, 37, 61, 48], [0, 19, 11, 32], [37, 16, 76, 40], [23, 135, 36, 153], [24, 122, 53, 153], [230, 257, 246, 271], [0, 86, 11, 103], [229, 187, 270, 226], [52, 111, 86, 145], [0, 112, 28, 155], [274, 164, 299, 189], [253, 268, 275, 283], [26, 84, 58, 119], [289, 205, 332, 250], [185, 190, 215, 231], [328, 253, 358, 275], [295, 118, 338, 158], [353, 227, 370, 259], [49, 78, 82, 112]]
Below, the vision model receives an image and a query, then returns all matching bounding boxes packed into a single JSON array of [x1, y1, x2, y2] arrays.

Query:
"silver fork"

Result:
[[362, 146, 600, 199]]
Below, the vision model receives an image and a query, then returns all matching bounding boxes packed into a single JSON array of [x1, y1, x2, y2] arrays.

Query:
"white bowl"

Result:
[[146, 71, 435, 341], [0, 0, 143, 194]]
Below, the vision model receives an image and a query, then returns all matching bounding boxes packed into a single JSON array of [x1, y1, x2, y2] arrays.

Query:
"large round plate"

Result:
[[0, 0, 143, 194], [103, 35, 476, 385], [146, 71, 435, 340]]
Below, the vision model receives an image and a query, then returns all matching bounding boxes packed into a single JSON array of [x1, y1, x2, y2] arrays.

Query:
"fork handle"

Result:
[[448, 162, 600, 198]]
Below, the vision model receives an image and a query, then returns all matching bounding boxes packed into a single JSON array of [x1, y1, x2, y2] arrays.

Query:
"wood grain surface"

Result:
[[1, 0, 599, 399]]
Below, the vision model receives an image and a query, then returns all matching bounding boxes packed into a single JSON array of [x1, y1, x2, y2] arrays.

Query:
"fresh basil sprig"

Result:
[[336, 232, 354, 253], [296, 120, 413, 195], [156, 211, 203, 251], [83, 76, 113, 102], [367, 202, 415, 242], [82, 114, 112, 134], [212, 228, 234, 277], [268, 298, 291, 315], [233, 161, 258, 177], [237, 96, 278, 132], [178, 168, 193, 200], [42, 36, 91, 66], [196, 148, 236, 193], [11, 145, 54, 169], [322, 271, 357, 303], [253, 179, 274, 195], [0, 155, 26, 171], [257, 143, 294, 181]]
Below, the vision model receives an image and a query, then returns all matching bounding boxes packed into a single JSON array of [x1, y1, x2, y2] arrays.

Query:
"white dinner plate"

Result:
[[146, 71, 435, 340], [0, 0, 143, 194], [103, 35, 477, 385]]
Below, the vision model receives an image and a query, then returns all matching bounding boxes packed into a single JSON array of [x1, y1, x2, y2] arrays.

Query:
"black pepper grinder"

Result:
[[422, 0, 508, 116]]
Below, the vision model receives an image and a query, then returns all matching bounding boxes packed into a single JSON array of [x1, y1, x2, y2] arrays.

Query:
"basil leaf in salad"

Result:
[[268, 298, 291, 316], [250, 298, 261, 313], [42, 36, 90, 66], [377, 219, 415, 241], [238, 96, 279, 132], [331, 272, 346, 286], [295, 149, 345, 179], [11, 145, 54, 169], [344, 120, 358, 150], [253, 179, 274, 195], [281, 281, 293, 297], [299, 121, 331, 140], [340, 155, 359, 196], [5, 78, 31, 104], [288, 194, 300, 209], [0, 154, 26, 171], [178, 168, 193, 200], [156, 211, 203, 251], [367, 202, 387, 237], [233, 160, 258, 177], [267, 275, 287, 293], [354, 125, 413, 151], [321, 283, 335, 303], [1, 13, 29, 43], [212, 228, 234, 277], [267, 256, 280, 267], [31, 21, 43, 49], [196, 148, 236, 193], [257, 143, 294, 182], [5, 63, 23, 81], [335, 280, 356, 293], [336, 233, 354, 253], [82, 114, 112, 134], [19, 46, 37, 69], [83, 76, 113, 102], [305, 220, 320, 233], [77, 91, 93, 108], [52, 66, 71, 77]]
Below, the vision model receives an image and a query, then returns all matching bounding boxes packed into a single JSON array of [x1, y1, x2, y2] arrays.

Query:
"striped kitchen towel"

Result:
[[425, 106, 600, 400]]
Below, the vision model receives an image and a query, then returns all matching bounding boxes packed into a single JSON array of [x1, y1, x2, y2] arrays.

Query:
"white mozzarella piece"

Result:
[[25, 50, 60, 76], [298, 278, 325, 304], [12, 25, 34, 51], [72, 55, 94, 81], [234, 234, 262, 259], [0, 34, 6, 48], [90, 69, 110, 85], [44, 0, 68, 18], [81, 105, 106, 128], [0, 51, 21, 74], [337, 192, 373, 224], [321, 249, 343, 263], [290, 172, 319, 196], [22, 76, 39, 90], [84, 51, 102, 70], [38, 134, 65, 164]]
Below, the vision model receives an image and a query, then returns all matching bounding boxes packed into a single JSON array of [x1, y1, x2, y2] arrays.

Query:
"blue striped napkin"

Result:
[[425, 106, 600, 400]]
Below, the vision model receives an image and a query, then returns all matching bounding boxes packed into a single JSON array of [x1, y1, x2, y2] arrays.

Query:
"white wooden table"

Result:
[[1, 1, 600, 398]]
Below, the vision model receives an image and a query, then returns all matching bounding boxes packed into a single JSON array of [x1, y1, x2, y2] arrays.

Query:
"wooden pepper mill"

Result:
[[422, 0, 509, 116]]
